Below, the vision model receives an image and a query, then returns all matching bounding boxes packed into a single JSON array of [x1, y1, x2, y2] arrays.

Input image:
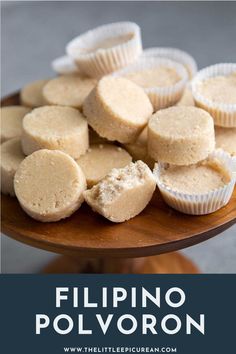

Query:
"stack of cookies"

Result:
[[150, 106, 235, 214], [1, 21, 235, 223]]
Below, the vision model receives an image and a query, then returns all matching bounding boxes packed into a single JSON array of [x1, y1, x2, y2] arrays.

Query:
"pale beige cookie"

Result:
[[84, 160, 156, 223], [124, 127, 155, 168], [1, 138, 25, 196], [176, 88, 195, 106], [14, 149, 86, 222], [142, 47, 198, 79], [20, 79, 48, 108], [191, 64, 236, 127], [43, 74, 96, 109], [124, 66, 181, 88], [77, 144, 132, 188], [83, 77, 153, 143], [113, 58, 188, 111], [1, 106, 31, 143], [215, 127, 236, 156], [22, 106, 88, 158], [158, 160, 230, 195], [148, 106, 215, 165], [196, 73, 236, 105]]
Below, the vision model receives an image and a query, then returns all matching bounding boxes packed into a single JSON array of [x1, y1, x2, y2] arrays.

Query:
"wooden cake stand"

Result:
[[1, 93, 236, 274]]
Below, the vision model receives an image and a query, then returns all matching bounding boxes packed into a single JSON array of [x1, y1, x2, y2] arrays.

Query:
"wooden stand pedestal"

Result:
[[43, 252, 199, 274]]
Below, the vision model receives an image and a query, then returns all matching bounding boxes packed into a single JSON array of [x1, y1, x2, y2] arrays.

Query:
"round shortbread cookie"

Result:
[[83, 76, 153, 143], [84, 160, 156, 223], [154, 150, 235, 215], [76, 144, 132, 187], [20, 79, 48, 108], [215, 127, 236, 156], [148, 106, 215, 165], [43, 75, 96, 109], [124, 127, 155, 168], [1, 106, 31, 143], [191, 64, 236, 127], [196, 73, 236, 105], [158, 159, 230, 195], [123, 66, 181, 88], [14, 149, 87, 222], [1, 138, 25, 196], [22, 106, 89, 158]]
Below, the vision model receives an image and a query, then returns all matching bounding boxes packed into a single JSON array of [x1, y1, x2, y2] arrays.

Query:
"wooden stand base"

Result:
[[42, 252, 199, 274]]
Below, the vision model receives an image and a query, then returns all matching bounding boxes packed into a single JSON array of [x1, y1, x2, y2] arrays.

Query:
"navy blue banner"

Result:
[[0, 275, 235, 354]]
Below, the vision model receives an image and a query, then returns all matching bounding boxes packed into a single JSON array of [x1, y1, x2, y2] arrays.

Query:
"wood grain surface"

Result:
[[1, 93, 236, 259]]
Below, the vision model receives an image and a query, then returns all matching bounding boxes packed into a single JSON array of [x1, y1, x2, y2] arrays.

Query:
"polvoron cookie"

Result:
[[14, 149, 87, 222], [83, 76, 153, 143], [22, 106, 89, 158], [148, 106, 215, 165]]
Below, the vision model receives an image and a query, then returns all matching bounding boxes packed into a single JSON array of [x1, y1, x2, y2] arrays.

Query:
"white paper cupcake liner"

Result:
[[51, 55, 79, 75], [142, 47, 198, 79], [66, 22, 142, 78], [153, 149, 236, 215], [112, 57, 188, 111], [191, 63, 236, 127]]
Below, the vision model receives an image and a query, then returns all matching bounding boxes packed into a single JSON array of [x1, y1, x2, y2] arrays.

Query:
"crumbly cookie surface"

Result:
[[159, 158, 230, 194], [124, 66, 180, 88], [83, 77, 153, 143], [84, 161, 156, 222], [22, 106, 89, 158], [14, 149, 86, 222], [43, 75, 96, 108], [197, 73, 236, 105], [148, 106, 215, 165]]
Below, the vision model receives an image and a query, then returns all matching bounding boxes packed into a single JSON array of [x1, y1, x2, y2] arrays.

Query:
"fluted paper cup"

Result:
[[51, 55, 79, 75], [191, 63, 236, 127], [66, 22, 142, 78], [153, 149, 236, 215]]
